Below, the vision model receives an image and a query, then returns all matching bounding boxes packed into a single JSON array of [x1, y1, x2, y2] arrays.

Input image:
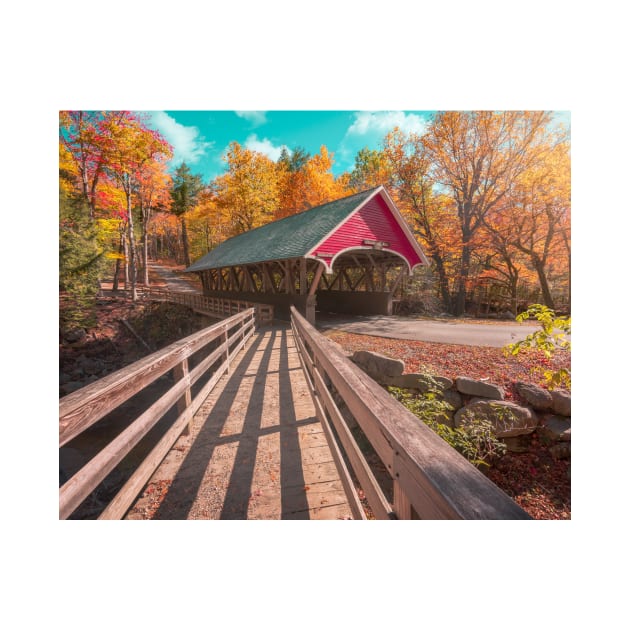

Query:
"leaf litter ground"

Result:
[[322, 329, 571, 520]]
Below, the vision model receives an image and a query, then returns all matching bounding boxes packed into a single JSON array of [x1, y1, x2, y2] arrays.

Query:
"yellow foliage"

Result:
[[214, 142, 280, 235]]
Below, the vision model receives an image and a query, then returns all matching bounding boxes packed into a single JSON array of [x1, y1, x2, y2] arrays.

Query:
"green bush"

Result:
[[388, 384, 506, 469], [504, 304, 571, 389]]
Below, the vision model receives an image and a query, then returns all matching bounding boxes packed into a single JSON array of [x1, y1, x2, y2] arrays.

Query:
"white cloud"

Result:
[[244, 134, 288, 161], [235, 111, 268, 127], [336, 110, 429, 171], [146, 111, 213, 165], [346, 111, 427, 137]]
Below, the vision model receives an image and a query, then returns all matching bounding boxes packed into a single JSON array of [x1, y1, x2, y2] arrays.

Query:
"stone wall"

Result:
[[350, 350, 571, 458]]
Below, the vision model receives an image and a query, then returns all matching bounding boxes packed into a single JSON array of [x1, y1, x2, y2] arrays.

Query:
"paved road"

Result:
[[148, 262, 200, 293], [316, 314, 539, 348]]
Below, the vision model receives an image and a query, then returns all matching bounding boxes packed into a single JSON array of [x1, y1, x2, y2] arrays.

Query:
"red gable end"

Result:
[[307, 192, 424, 273]]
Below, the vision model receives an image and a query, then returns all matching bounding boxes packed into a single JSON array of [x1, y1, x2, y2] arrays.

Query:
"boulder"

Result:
[[455, 376, 504, 400], [385, 372, 453, 392], [551, 389, 571, 416], [351, 350, 405, 381], [538, 415, 571, 442], [515, 381, 553, 411], [454, 400, 538, 438], [442, 389, 464, 411], [63, 328, 87, 343]]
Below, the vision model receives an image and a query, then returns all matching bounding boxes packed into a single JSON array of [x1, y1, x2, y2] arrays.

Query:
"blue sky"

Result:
[[143, 110, 570, 185]]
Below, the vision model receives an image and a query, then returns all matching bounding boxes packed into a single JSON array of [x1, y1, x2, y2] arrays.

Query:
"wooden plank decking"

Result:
[[126, 325, 353, 520]]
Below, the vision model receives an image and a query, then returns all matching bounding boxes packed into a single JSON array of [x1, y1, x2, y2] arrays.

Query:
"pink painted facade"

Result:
[[307, 193, 424, 272]]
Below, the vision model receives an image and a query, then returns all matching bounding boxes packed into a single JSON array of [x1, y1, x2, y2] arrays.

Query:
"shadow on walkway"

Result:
[[151, 327, 314, 519]]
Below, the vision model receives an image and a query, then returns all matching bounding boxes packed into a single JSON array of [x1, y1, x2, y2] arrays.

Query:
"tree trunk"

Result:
[[181, 216, 191, 268], [112, 230, 124, 292], [126, 186, 138, 301], [510, 278, 519, 315], [431, 253, 452, 313], [532, 255, 555, 309], [454, 242, 472, 316], [123, 235, 129, 288], [142, 217, 150, 286]]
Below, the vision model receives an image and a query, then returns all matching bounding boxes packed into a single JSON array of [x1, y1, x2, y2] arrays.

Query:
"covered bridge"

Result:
[[185, 186, 429, 323]]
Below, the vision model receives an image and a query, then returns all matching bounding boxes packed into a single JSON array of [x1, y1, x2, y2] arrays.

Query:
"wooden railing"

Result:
[[59, 308, 256, 520], [143, 288, 274, 326], [290, 306, 531, 520]]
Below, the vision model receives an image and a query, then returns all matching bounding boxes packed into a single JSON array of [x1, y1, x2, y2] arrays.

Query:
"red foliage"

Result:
[[324, 330, 570, 401]]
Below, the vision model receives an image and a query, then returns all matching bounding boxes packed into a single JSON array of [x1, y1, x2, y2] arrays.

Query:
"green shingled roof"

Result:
[[186, 187, 380, 272]]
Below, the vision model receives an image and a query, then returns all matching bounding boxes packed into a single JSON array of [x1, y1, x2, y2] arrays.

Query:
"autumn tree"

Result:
[[59, 111, 107, 220], [169, 163, 204, 268], [423, 111, 554, 315], [493, 138, 571, 309], [382, 128, 460, 311], [185, 186, 232, 260], [137, 159, 172, 283], [59, 118, 107, 329], [348, 147, 392, 192], [276, 145, 349, 219], [215, 142, 280, 234], [99, 111, 172, 300]]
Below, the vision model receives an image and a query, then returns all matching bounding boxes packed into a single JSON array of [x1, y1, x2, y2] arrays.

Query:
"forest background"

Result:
[[59, 110, 570, 332]]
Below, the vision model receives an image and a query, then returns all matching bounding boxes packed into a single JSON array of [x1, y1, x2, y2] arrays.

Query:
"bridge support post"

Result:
[[306, 295, 316, 325]]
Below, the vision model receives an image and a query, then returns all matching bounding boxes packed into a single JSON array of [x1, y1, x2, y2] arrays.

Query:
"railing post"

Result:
[[393, 479, 413, 519], [173, 358, 193, 435], [223, 327, 230, 374]]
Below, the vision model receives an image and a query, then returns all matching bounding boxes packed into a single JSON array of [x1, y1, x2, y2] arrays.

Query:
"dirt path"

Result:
[[147, 261, 201, 293]]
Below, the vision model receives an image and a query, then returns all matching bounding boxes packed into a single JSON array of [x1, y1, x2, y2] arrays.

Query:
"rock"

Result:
[[352, 350, 405, 380], [385, 373, 453, 392], [500, 310, 515, 320], [538, 415, 571, 442], [455, 376, 504, 400], [550, 442, 571, 459], [442, 389, 464, 411], [515, 381, 553, 411], [551, 389, 571, 416], [454, 400, 538, 437], [64, 328, 87, 343]]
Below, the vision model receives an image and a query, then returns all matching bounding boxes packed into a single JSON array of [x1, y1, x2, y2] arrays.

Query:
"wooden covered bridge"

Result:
[[59, 188, 530, 520], [186, 186, 429, 323]]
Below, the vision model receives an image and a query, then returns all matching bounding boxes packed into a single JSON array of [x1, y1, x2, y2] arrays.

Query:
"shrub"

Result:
[[504, 304, 571, 389], [388, 384, 506, 469]]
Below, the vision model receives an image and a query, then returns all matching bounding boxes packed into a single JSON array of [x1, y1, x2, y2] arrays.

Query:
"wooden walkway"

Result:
[[126, 325, 353, 520]]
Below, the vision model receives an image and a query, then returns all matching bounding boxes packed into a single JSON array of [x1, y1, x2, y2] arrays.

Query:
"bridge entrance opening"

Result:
[[315, 247, 410, 317]]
